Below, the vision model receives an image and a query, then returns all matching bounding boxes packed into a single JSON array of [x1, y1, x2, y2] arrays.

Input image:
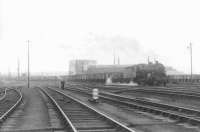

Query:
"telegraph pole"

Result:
[[113, 50, 116, 65], [17, 58, 20, 80], [27, 40, 30, 88], [118, 56, 120, 65], [189, 43, 193, 81]]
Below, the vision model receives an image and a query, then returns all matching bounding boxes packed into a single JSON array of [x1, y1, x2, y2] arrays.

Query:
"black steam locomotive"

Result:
[[67, 61, 167, 86], [134, 61, 167, 86]]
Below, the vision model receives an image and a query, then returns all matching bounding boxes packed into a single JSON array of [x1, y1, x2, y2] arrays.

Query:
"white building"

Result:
[[69, 60, 97, 75]]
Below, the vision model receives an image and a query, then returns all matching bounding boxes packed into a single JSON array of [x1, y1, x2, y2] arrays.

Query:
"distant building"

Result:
[[69, 60, 97, 75], [86, 64, 136, 79], [87, 64, 131, 73]]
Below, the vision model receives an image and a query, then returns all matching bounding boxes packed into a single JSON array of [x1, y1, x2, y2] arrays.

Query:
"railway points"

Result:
[[49, 84, 200, 132], [77, 82, 200, 111], [68, 83, 200, 112], [41, 87, 135, 132], [118, 89, 200, 110], [1, 78, 200, 132], [0, 88, 7, 101], [62, 83, 200, 125], [0, 89, 22, 122], [0, 87, 66, 132]]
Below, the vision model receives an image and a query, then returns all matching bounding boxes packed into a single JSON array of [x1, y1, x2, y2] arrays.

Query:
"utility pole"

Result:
[[113, 50, 116, 65], [27, 40, 30, 88], [8, 67, 11, 79], [17, 58, 20, 80], [189, 43, 193, 81], [147, 56, 150, 64], [118, 56, 120, 65]]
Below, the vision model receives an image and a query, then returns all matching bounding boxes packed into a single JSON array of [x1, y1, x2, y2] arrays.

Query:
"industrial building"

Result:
[[68, 60, 97, 75]]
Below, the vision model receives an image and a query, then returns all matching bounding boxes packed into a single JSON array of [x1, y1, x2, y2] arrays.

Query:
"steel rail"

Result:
[[46, 87, 136, 132], [0, 89, 22, 122], [74, 83, 200, 101], [114, 88, 200, 97], [63, 86, 200, 125], [67, 82, 200, 97], [0, 88, 7, 101], [38, 87, 77, 132]]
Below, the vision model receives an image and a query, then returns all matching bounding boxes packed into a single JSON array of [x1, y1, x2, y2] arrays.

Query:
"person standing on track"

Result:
[[61, 80, 65, 90]]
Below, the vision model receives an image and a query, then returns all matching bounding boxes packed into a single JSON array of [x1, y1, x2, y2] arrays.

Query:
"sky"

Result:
[[0, 0, 200, 74]]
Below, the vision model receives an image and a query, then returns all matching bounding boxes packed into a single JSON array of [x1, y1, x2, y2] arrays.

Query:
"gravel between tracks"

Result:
[[53, 87, 200, 132]]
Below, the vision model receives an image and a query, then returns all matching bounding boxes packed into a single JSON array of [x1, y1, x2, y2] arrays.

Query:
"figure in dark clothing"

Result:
[[61, 80, 65, 90]]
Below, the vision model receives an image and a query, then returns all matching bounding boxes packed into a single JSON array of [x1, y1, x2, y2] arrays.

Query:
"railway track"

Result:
[[0, 87, 73, 132], [67, 82, 200, 99], [0, 88, 7, 101], [68, 81, 200, 91], [0, 88, 22, 122], [62, 85, 200, 126], [40, 87, 135, 132], [114, 89, 200, 99], [65, 83, 130, 93]]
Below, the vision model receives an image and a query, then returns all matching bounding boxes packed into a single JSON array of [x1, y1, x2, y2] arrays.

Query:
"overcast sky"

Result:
[[0, 0, 200, 74]]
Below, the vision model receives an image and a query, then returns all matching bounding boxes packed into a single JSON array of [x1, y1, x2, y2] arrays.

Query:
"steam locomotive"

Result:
[[134, 62, 167, 85], [67, 61, 167, 86]]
